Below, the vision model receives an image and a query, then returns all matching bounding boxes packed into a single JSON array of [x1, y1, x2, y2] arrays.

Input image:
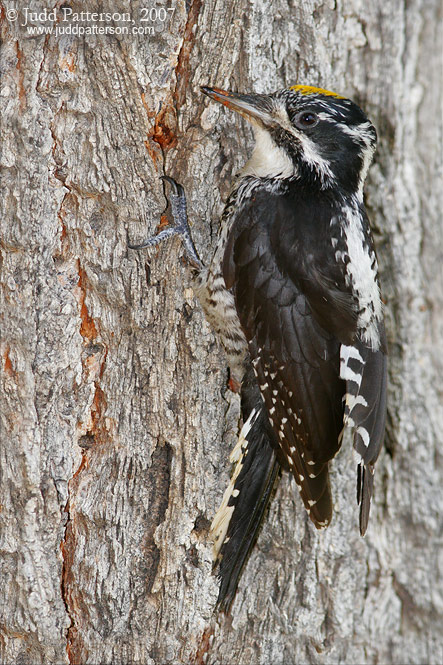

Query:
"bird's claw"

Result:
[[160, 175, 185, 198], [129, 177, 203, 270]]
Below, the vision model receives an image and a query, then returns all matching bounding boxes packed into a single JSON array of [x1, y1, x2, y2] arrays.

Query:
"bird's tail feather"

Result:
[[210, 366, 280, 612]]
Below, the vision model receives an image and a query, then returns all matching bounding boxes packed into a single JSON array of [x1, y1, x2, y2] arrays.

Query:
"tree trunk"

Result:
[[1, 1, 442, 663]]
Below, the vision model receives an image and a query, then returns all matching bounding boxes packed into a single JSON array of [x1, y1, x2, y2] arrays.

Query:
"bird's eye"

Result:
[[294, 111, 319, 129]]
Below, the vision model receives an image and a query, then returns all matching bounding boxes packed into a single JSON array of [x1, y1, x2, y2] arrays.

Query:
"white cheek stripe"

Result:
[[274, 106, 335, 185], [292, 131, 336, 184], [241, 124, 295, 179]]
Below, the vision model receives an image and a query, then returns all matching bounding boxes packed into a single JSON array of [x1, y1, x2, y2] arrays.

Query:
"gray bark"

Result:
[[1, 1, 442, 664]]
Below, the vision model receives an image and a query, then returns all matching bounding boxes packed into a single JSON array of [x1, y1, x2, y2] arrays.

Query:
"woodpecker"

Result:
[[130, 84, 387, 611]]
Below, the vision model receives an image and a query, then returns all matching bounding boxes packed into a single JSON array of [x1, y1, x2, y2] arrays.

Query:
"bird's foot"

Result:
[[129, 176, 203, 270]]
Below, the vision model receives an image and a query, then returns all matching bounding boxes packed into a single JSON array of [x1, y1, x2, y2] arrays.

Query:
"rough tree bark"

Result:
[[1, 1, 442, 664]]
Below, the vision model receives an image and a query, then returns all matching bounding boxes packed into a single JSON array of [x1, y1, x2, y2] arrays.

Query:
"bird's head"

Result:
[[201, 85, 377, 198]]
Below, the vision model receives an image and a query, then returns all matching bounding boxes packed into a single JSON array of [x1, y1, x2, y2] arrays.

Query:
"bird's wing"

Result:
[[223, 191, 359, 528]]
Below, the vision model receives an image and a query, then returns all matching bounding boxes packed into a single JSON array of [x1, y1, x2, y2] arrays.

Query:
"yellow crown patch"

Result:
[[290, 85, 345, 99]]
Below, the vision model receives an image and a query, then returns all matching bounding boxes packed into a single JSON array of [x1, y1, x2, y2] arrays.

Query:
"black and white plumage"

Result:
[[130, 84, 387, 610], [200, 85, 387, 608]]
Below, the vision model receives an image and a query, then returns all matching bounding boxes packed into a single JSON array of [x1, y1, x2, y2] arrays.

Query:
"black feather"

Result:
[[224, 188, 355, 528], [214, 365, 280, 611]]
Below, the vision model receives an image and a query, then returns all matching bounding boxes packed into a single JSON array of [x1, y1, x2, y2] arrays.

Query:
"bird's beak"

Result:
[[201, 86, 274, 126]]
